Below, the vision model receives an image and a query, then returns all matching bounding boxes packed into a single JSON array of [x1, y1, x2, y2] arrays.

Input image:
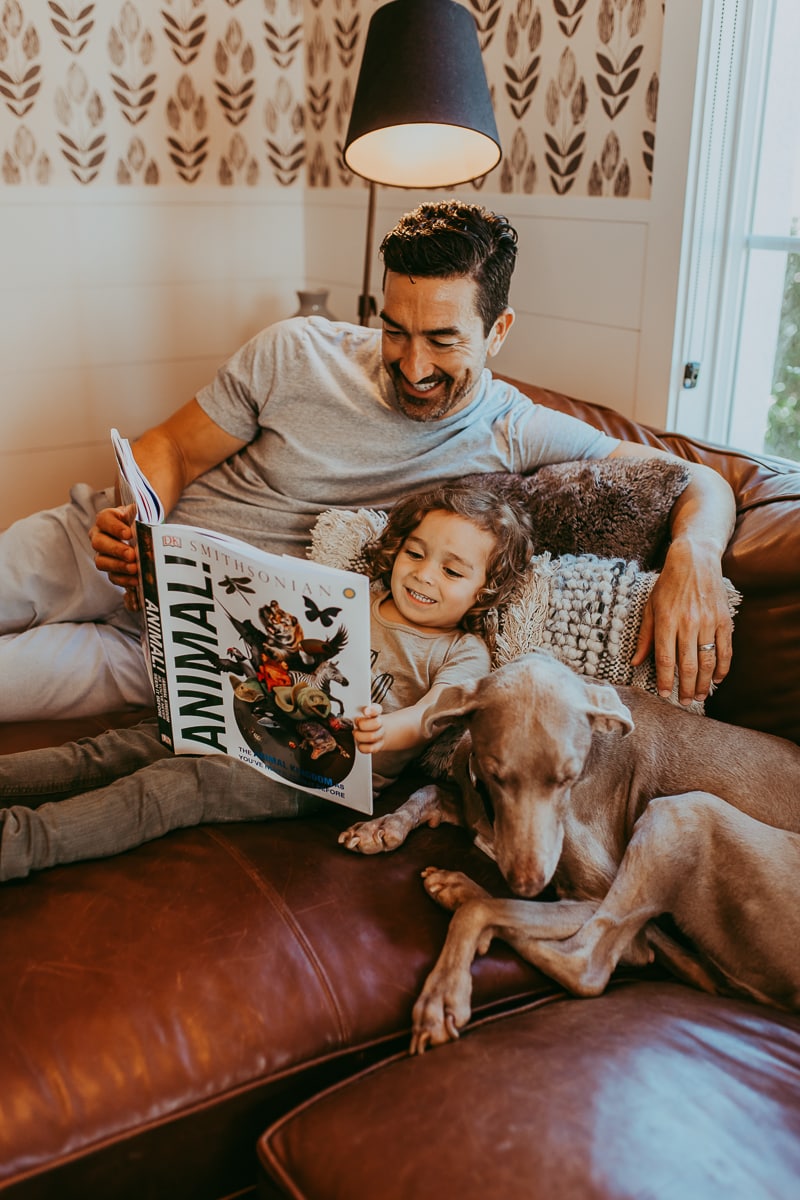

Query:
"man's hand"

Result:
[[631, 538, 733, 705], [89, 503, 140, 609], [609, 441, 736, 706]]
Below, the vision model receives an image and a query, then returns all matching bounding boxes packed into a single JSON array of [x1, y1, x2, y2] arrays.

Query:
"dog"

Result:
[[339, 651, 800, 1053]]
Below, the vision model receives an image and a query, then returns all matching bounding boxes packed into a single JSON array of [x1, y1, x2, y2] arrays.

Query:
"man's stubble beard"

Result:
[[386, 363, 477, 423]]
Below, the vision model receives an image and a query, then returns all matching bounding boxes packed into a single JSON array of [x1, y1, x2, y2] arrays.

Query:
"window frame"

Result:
[[670, 0, 800, 460]]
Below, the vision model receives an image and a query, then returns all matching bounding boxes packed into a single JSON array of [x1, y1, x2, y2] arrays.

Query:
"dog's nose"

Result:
[[505, 868, 546, 898]]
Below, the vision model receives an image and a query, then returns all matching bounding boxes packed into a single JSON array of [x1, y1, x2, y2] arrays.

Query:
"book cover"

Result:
[[112, 431, 373, 814]]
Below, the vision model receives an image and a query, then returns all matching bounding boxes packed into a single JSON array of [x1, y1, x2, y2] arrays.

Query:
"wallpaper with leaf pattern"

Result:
[[0, 0, 663, 195]]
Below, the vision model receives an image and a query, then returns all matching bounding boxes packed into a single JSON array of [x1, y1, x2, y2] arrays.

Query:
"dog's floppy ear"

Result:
[[582, 680, 635, 736], [420, 679, 482, 739]]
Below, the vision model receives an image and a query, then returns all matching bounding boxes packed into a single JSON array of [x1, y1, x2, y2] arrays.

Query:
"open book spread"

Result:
[[111, 429, 373, 814]]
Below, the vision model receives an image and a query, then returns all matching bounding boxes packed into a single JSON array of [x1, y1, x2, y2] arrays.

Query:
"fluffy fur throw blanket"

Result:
[[459, 457, 690, 569]]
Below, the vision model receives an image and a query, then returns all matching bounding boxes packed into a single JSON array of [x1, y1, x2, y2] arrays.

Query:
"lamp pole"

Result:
[[358, 181, 378, 327]]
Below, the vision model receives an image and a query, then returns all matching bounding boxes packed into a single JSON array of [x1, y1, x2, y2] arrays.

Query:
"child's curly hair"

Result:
[[363, 482, 533, 653]]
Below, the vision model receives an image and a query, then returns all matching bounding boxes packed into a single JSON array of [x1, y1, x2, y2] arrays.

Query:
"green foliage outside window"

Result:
[[765, 244, 800, 463]]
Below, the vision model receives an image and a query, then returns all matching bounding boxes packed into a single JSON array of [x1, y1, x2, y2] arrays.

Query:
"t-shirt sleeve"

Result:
[[195, 321, 295, 443], [507, 391, 620, 469]]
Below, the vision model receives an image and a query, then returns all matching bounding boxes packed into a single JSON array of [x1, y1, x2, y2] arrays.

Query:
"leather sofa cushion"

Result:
[[0, 797, 565, 1198], [258, 980, 800, 1200]]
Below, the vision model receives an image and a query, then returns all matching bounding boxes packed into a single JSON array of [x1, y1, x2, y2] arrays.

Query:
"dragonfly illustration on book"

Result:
[[220, 575, 257, 604]]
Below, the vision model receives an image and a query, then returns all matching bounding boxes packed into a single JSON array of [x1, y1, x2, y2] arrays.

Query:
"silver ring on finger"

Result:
[[697, 642, 716, 653]]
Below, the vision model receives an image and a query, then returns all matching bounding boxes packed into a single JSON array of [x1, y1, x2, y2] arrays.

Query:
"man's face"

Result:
[[380, 271, 513, 422]]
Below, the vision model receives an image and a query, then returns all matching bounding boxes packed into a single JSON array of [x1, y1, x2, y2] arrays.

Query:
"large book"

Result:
[[111, 429, 373, 814]]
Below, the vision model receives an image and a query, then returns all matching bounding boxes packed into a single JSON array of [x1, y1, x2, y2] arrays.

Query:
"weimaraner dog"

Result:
[[340, 651, 800, 1054]]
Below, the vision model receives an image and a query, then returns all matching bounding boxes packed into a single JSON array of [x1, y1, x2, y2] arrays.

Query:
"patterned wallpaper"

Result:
[[0, 0, 664, 195]]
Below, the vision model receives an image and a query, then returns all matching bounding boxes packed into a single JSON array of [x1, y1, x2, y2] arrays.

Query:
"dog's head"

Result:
[[422, 651, 634, 897]]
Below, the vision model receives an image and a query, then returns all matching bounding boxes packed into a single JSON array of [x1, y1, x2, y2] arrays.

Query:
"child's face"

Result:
[[388, 509, 495, 634]]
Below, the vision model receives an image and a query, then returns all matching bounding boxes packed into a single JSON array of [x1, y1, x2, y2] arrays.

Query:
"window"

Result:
[[673, 0, 800, 463]]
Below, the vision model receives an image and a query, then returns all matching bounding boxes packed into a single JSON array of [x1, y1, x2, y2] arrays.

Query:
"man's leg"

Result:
[[0, 484, 124, 629], [0, 621, 153, 720], [0, 484, 152, 718], [0, 738, 323, 880]]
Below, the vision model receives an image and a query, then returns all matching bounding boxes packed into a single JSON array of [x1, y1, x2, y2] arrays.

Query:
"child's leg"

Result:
[[0, 753, 324, 880], [0, 718, 170, 806]]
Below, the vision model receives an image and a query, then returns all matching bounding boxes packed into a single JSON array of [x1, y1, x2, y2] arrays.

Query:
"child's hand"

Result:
[[354, 704, 385, 755]]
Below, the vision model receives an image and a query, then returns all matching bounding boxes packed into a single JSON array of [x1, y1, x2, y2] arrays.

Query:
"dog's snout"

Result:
[[504, 867, 547, 898], [494, 803, 565, 899]]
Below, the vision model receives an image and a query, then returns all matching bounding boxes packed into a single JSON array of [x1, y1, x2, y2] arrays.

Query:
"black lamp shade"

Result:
[[343, 0, 501, 188]]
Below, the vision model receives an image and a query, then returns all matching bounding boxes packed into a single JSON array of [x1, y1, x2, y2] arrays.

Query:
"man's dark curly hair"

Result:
[[363, 482, 532, 653], [379, 201, 519, 335]]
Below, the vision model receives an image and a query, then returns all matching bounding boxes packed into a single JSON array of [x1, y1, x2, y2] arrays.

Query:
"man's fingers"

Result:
[[681, 645, 709, 704], [637, 602, 680, 699], [676, 623, 732, 704], [93, 546, 139, 577], [711, 635, 732, 684], [630, 605, 655, 667], [631, 565, 733, 705]]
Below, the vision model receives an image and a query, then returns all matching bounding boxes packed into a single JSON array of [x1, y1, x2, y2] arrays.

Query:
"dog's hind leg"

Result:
[[339, 782, 464, 854]]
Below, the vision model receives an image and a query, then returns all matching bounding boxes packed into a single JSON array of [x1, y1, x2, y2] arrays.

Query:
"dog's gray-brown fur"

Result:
[[340, 651, 800, 1054]]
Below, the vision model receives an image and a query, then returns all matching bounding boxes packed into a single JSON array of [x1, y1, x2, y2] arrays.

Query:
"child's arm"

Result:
[[354, 685, 451, 757]]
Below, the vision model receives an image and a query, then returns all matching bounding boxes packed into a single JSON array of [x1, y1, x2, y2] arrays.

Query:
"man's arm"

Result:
[[90, 399, 248, 595], [608, 440, 736, 705]]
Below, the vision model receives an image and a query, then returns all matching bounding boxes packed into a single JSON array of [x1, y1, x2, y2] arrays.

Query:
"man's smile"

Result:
[[396, 369, 447, 395]]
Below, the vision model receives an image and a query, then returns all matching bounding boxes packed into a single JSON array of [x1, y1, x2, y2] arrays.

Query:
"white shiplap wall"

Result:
[[0, 188, 306, 527]]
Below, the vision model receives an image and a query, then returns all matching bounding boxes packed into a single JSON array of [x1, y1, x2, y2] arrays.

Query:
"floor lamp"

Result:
[[342, 0, 502, 326]]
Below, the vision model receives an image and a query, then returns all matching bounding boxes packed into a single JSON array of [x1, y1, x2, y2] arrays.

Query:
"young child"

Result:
[[0, 484, 531, 880], [352, 483, 530, 791]]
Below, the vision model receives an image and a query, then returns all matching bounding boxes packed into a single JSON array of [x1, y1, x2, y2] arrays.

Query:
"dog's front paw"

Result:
[[410, 969, 473, 1055], [421, 866, 490, 912], [338, 812, 411, 854]]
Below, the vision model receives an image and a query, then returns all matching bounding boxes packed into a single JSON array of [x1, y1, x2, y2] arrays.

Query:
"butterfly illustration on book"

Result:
[[303, 596, 342, 628]]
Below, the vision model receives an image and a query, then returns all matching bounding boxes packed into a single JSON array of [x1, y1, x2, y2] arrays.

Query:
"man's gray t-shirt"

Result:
[[173, 316, 617, 556]]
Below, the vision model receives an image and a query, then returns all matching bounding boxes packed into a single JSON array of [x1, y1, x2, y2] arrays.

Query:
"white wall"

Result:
[[0, 187, 306, 527]]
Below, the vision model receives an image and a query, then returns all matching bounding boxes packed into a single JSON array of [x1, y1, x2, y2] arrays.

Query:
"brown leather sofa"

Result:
[[1, 379, 798, 1200]]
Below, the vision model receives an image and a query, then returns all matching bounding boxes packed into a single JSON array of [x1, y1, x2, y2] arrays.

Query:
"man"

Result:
[[0, 201, 735, 721]]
